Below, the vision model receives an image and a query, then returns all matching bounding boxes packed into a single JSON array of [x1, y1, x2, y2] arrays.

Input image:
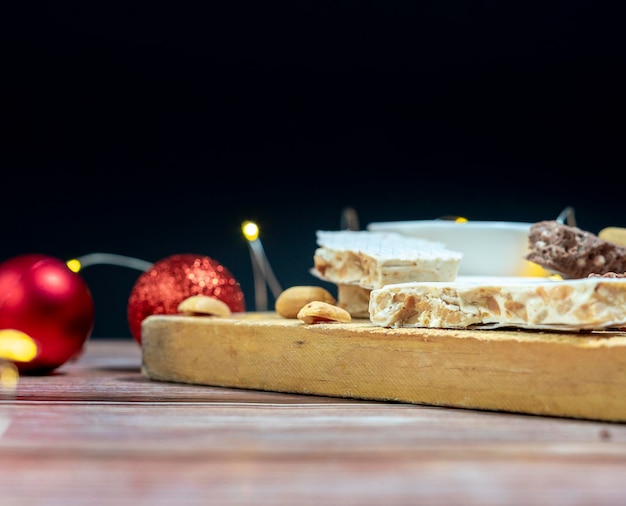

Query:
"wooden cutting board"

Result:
[[141, 312, 626, 422]]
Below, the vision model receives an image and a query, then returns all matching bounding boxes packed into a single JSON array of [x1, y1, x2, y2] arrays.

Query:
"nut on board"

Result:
[[177, 295, 232, 317], [297, 300, 352, 324], [275, 286, 336, 318]]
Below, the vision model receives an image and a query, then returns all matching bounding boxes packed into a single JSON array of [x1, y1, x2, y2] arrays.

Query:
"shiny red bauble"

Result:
[[0, 254, 94, 374], [127, 253, 245, 344]]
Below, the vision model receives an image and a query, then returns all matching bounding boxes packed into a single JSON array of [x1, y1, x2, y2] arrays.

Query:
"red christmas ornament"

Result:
[[0, 254, 95, 374], [127, 253, 245, 344]]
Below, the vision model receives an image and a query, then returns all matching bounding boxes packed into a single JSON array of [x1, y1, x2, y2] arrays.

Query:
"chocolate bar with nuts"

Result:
[[525, 220, 626, 278]]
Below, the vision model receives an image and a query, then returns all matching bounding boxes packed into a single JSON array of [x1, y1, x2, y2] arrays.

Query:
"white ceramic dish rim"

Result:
[[367, 220, 533, 232]]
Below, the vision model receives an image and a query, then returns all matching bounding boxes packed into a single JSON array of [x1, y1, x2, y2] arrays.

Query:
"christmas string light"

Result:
[[1, 218, 282, 374], [0, 220, 272, 437], [340, 207, 360, 231], [556, 206, 576, 227], [67, 253, 153, 274], [242, 221, 282, 311], [69, 222, 284, 315]]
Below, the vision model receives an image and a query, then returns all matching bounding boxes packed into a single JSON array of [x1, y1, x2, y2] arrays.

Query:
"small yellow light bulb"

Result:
[[66, 258, 82, 273], [242, 221, 259, 242], [455, 217, 469, 223]]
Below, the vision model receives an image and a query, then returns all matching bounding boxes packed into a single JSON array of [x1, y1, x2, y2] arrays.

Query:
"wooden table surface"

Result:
[[2, 339, 626, 505]]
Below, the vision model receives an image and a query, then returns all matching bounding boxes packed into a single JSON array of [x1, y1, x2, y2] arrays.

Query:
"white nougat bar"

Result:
[[312, 230, 463, 290], [369, 276, 626, 331]]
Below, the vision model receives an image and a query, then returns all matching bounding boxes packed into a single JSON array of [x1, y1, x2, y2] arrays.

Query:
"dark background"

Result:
[[3, 2, 625, 338]]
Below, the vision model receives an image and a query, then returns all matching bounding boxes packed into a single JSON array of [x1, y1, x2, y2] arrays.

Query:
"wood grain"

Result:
[[142, 312, 626, 422], [2, 339, 626, 505]]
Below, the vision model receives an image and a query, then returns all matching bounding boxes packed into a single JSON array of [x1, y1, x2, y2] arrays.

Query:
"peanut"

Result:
[[275, 285, 336, 319], [177, 295, 232, 317], [297, 300, 352, 324]]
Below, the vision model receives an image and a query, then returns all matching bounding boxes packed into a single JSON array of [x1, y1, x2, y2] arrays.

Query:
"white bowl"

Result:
[[367, 220, 541, 277]]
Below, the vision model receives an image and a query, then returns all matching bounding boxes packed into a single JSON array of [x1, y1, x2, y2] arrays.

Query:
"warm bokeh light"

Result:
[[0, 361, 19, 392], [66, 258, 81, 273], [0, 330, 38, 363], [242, 221, 259, 241], [523, 262, 553, 278]]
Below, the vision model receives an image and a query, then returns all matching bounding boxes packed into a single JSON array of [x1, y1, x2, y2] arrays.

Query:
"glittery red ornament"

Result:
[[0, 254, 94, 374], [127, 253, 245, 344]]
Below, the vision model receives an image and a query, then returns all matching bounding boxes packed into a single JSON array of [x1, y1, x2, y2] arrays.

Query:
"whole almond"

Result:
[[275, 285, 336, 318]]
